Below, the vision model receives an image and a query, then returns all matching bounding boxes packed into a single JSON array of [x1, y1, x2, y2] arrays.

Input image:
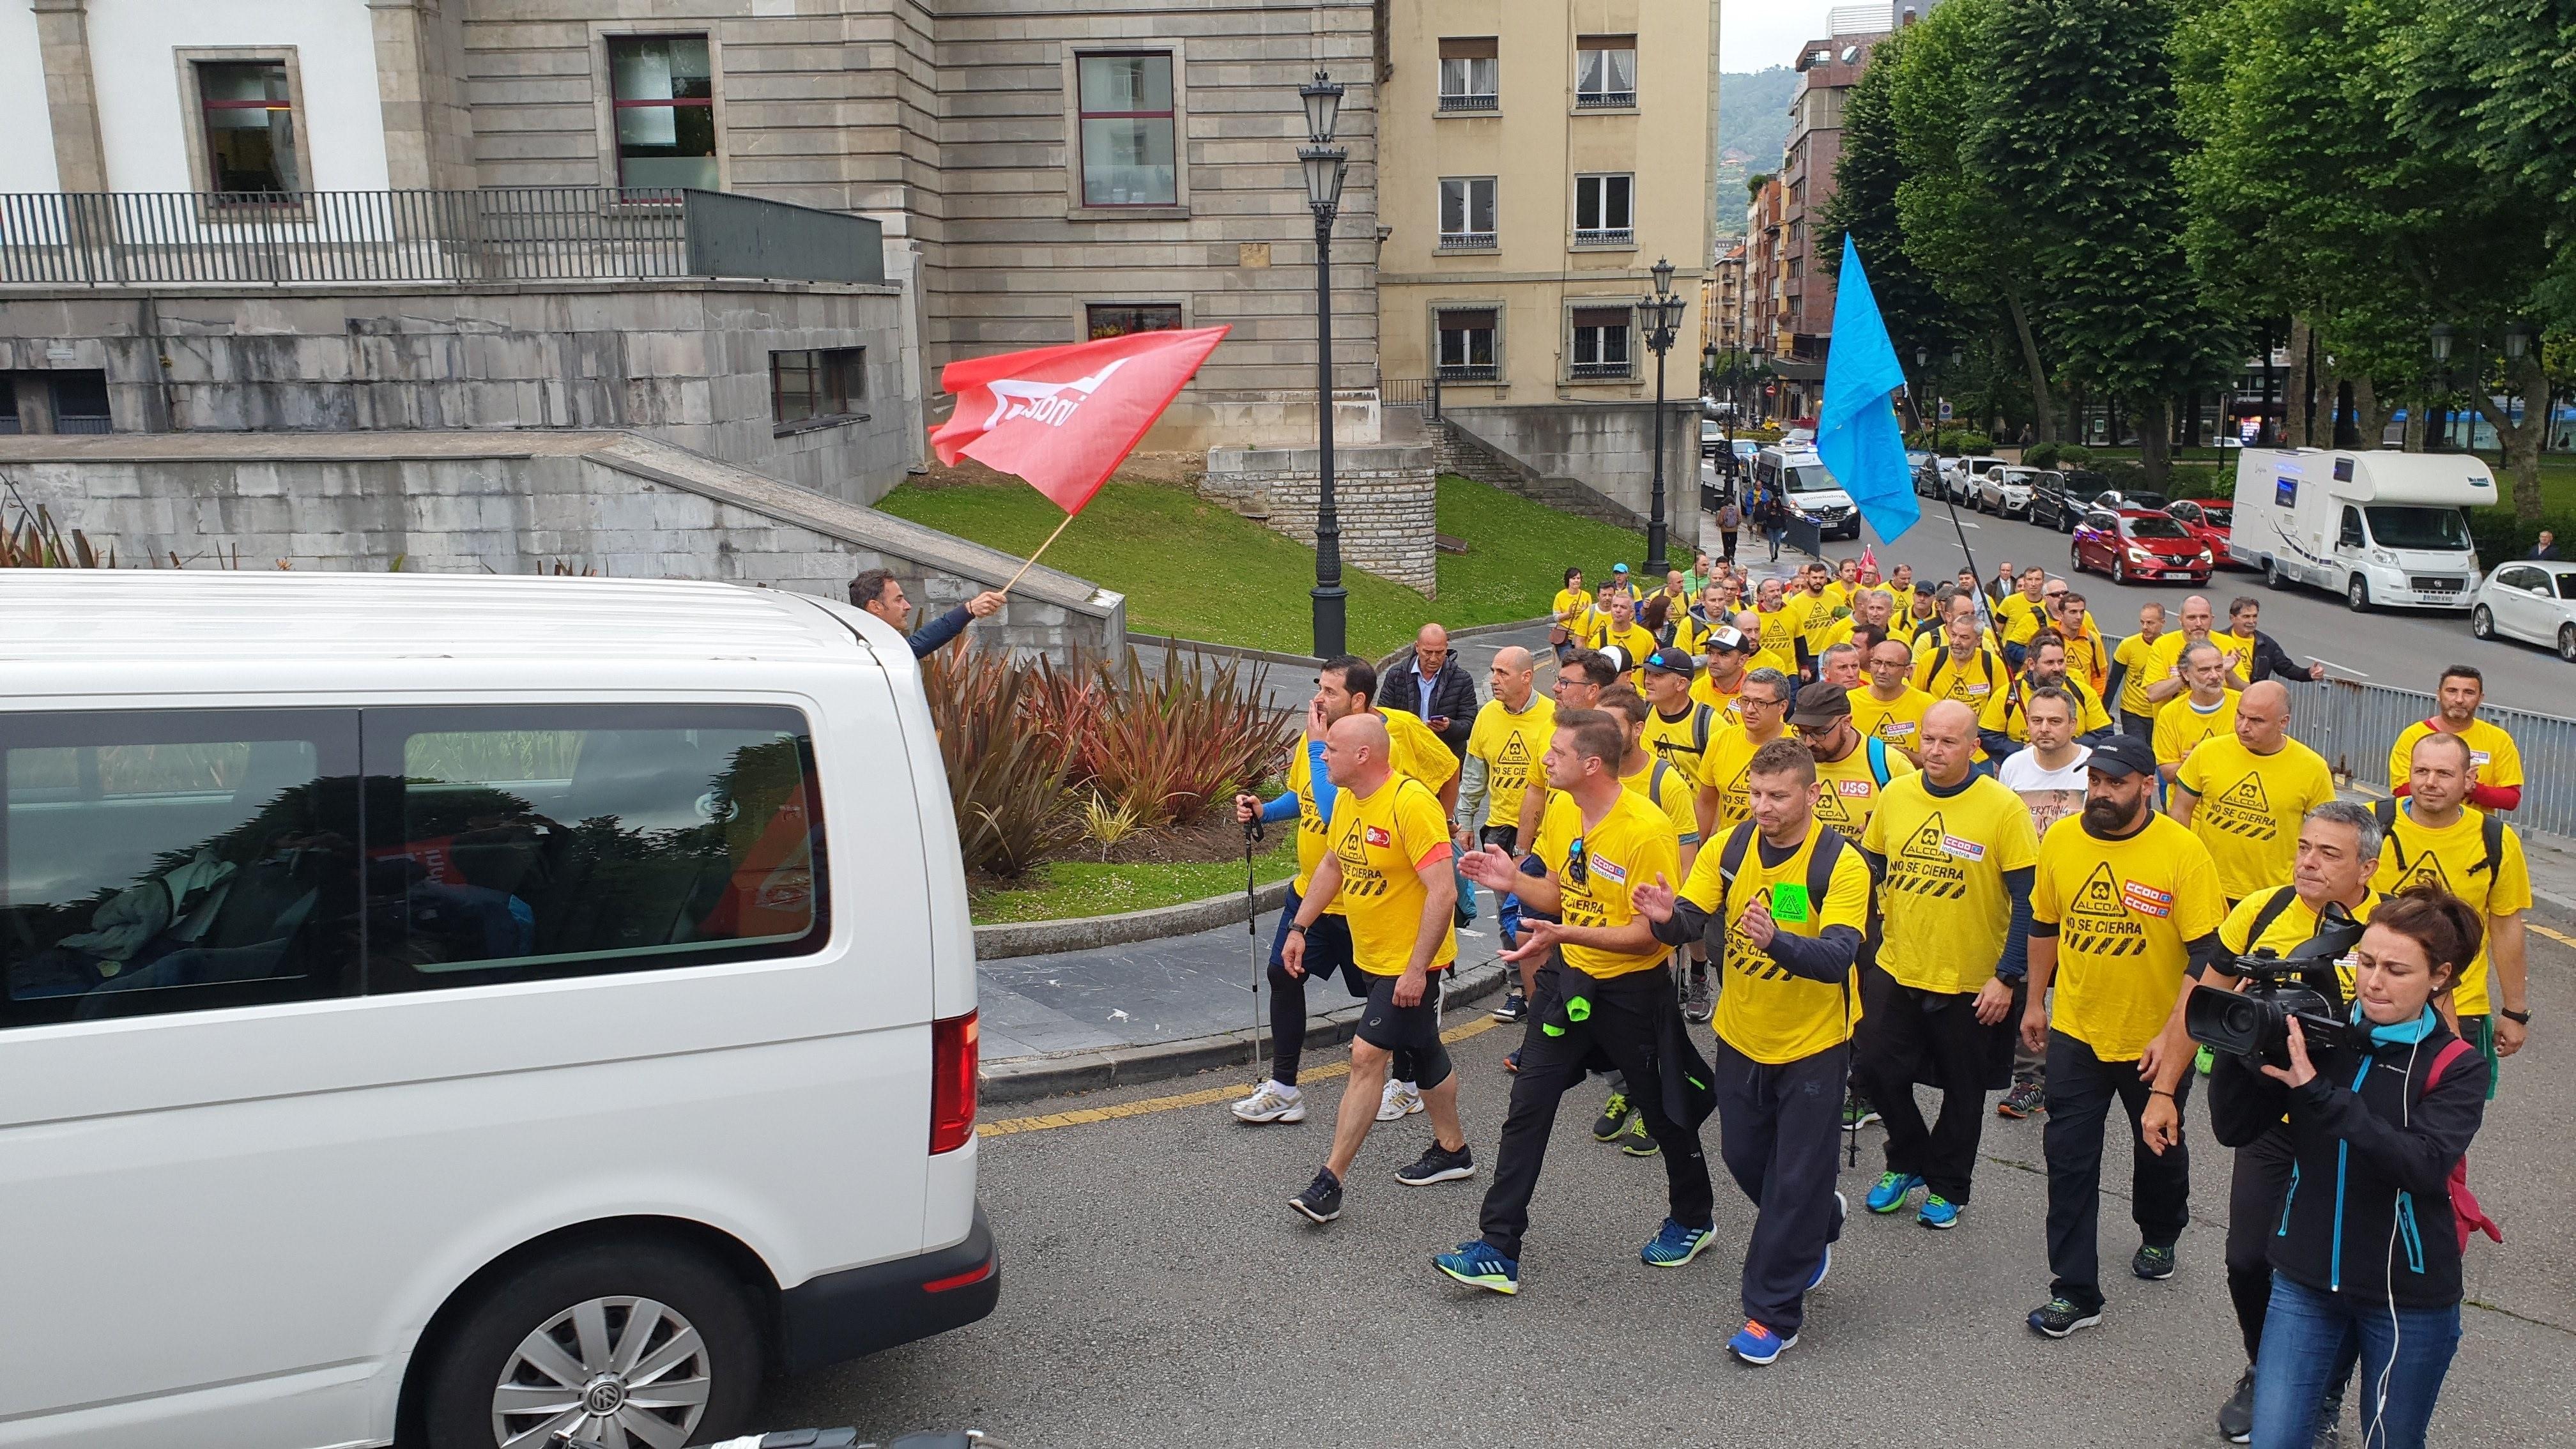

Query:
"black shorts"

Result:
[[1354, 969, 1454, 1089], [1269, 885, 1361, 990]]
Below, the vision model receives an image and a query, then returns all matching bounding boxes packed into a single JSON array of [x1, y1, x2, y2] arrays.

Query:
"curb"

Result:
[[979, 954, 1512, 1105], [975, 878, 1293, 962]]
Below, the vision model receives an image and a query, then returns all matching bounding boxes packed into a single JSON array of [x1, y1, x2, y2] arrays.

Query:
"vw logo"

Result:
[[583, 1376, 627, 1416]]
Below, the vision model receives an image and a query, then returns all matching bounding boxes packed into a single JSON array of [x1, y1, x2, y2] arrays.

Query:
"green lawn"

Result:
[[877, 473, 1649, 657], [971, 836, 1297, 925]]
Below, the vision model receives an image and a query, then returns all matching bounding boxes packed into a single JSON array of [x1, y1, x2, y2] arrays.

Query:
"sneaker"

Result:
[[1491, 991, 1528, 1023], [1841, 1092, 1880, 1131], [1728, 1319, 1797, 1365], [1289, 1167, 1342, 1223], [1230, 1083, 1306, 1124], [1998, 1078, 2046, 1119], [2027, 1296, 2103, 1338], [1866, 1172, 1923, 1214], [1683, 969, 1713, 1023], [1619, 1114, 1660, 1156], [2218, 1366, 2256, 1443], [1395, 1140, 1476, 1186], [1377, 1080, 1423, 1123], [1917, 1194, 1961, 1230], [2196, 1044, 2216, 1077], [1592, 1090, 1634, 1142], [1641, 1217, 1717, 1268], [2133, 1243, 2177, 1281], [1434, 1239, 1519, 1295], [1806, 1197, 1841, 1290]]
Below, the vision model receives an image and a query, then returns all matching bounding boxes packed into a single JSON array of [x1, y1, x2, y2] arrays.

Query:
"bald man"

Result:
[[2168, 680, 2336, 905], [2143, 596, 2249, 705]]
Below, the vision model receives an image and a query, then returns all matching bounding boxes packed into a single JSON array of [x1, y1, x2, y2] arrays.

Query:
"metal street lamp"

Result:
[[2428, 323, 2455, 364], [2504, 321, 2534, 362], [1641, 256, 1688, 576], [1298, 70, 1349, 658]]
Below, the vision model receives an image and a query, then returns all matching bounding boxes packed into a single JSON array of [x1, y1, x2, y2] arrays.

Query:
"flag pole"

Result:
[[997, 507, 1080, 599]]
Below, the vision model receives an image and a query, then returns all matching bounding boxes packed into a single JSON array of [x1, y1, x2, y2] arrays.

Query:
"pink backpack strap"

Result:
[[2421, 1038, 2502, 1248]]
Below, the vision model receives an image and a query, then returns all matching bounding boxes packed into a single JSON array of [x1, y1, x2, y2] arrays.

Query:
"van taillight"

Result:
[[930, 1010, 979, 1153]]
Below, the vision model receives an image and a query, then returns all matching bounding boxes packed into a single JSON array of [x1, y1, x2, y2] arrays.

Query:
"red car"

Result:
[[2071, 507, 2214, 585], [2166, 499, 2237, 567]]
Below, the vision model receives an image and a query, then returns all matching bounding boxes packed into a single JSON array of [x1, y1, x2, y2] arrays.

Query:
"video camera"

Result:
[[2183, 903, 2365, 1067]]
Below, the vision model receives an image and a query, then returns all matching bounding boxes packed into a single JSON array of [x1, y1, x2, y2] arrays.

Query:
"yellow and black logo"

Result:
[[2070, 862, 2128, 919]]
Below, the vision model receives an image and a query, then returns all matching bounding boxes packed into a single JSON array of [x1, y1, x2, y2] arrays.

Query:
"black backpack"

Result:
[[2372, 797, 2505, 885]]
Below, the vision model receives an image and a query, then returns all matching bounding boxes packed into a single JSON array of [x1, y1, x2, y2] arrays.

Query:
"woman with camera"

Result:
[[2209, 885, 2492, 1448]]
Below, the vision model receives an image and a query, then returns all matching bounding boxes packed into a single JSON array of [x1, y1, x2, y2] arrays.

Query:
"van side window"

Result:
[[2339, 507, 2365, 548], [1, 710, 363, 1027], [362, 705, 827, 991]]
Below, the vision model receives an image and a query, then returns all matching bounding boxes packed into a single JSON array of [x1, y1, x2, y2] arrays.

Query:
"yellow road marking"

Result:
[[2527, 920, 2576, 950], [979, 1013, 1505, 1138]]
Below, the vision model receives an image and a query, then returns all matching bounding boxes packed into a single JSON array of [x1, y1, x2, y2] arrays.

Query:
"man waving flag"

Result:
[[1816, 236, 1917, 545]]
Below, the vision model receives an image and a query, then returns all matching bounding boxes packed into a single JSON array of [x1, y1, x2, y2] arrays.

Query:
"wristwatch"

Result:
[[1287, 922, 1309, 937], [2501, 1007, 2532, 1026]]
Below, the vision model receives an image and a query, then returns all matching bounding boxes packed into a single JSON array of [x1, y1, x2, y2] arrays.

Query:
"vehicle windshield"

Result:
[[2115, 491, 2168, 511], [1701, 420, 1722, 438], [1784, 465, 1839, 494], [2552, 569, 2576, 597], [2124, 514, 2191, 540], [2363, 506, 2471, 551]]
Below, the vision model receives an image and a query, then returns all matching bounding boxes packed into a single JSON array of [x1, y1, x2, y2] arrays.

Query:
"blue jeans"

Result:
[[2253, 1275, 2460, 1449]]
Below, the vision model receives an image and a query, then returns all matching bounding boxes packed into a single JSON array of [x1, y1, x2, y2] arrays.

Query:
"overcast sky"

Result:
[[1725, 0, 1871, 72]]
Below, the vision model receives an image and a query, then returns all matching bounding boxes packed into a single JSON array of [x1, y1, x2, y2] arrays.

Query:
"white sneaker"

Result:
[[1232, 1084, 1306, 1123], [1377, 1080, 1424, 1122]]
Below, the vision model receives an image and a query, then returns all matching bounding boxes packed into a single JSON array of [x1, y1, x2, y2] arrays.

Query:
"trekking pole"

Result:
[[1245, 813, 1266, 1078]]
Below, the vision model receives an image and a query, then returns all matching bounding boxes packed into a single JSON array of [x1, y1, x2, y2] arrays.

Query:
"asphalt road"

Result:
[[758, 933, 2576, 1448]]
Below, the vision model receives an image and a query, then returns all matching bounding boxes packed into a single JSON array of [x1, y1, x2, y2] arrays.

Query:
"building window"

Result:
[[1438, 177, 1497, 251], [1570, 307, 1634, 380], [49, 372, 112, 434], [1087, 303, 1184, 339], [609, 36, 717, 191], [195, 61, 300, 194], [1077, 54, 1178, 206], [1438, 38, 1499, 112], [1436, 309, 1499, 381], [1575, 36, 1637, 108], [1574, 174, 1634, 246], [770, 348, 865, 428]]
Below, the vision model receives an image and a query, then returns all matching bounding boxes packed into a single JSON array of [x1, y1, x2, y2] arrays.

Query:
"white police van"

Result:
[[1752, 445, 1861, 540]]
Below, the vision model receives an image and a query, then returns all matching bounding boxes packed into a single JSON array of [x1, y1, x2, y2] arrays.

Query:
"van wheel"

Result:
[[420, 1238, 762, 1449], [2471, 605, 2496, 640], [2264, 557, 2284, 590], [2346, 574, 2371, 611]]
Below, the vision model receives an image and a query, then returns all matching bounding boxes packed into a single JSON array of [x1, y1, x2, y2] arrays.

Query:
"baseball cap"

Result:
[[1788, 681, 1852, 728], [2086, 734, 2158, 779], [1610, 563, 1631, 578], [1705, 625, 1753, 654], [1595, 645, 1634, 676], [1641, 647, 1697, 678]]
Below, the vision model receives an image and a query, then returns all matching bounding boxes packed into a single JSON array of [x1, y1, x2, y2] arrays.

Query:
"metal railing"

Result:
[[1570, 360, 1635, 380], [1573, 227, 1634, 247], [1436, 231, 1498, 252], [1379, 375, 1443, 420], [1438, 93, 1499, 112], [2288, 677, 2576, 839], [0, 187, 883, 288], [1576, 90, 1637, 109]]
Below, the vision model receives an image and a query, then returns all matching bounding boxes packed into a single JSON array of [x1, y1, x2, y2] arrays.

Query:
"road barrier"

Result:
[[2288, 675, 2576, 838]]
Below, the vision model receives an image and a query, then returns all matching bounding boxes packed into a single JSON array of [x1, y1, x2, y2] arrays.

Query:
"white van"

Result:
[[0, 572, 994, 1449], [2227, 448, 2493, 611], [1751, 445, 1860, 540]]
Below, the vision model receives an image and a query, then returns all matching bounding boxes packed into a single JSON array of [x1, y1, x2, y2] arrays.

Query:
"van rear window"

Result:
[[362, 705, 827, 991]]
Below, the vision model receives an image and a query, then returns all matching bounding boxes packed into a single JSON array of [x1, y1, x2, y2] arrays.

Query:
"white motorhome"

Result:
[[0, 572, 993, 1449], [2225, 448, 2494, 611]]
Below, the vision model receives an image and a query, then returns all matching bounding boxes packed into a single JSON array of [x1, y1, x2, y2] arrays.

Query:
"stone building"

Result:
[[1770, 13, 1891, 405]]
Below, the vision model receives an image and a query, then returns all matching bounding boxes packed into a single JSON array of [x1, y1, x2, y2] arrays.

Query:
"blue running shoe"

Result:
[[1641, 1218, 1716, 1268], [1917, 1194, 1961, 1230], [1434, 1239, 1520, 1295], [1728, 1319, 1798, 1365], [1866, 1172, 1923, 1214]]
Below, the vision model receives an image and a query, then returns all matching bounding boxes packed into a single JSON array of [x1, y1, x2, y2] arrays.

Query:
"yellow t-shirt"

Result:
[[2000, 595, 2052, 648], [1849, 685, 1936, 753], [2060, 624, 2111, 694], [1754, 604, 1800, 663], [1913, 645, 2007, 707], [1553, 588, 1596, 637], [2175, 735, 2338, 901], [1285, 714, 1454, 902], [2153, 693, 2240, 769], [1680, 823, 1873, 1062], [1641, 701, 1719, 788], [1667, 610, 1712, 659], [1531, 790, 1682, 978], [1809, 736, 1919, 839], [1791, 589, 1850, 658], [1621, 755, 1703, 848], [1695, 724, 1781, 829], [1465, 696, 1555, 834], [1749, 647, 1797, 678], [2220, 884, 2379, 1000], [1823, 579, 1855, 613], [1865, 773, 2043, 995], [1979, 676, 2114, 746], [2372, 803, 2533, 1017], [1380, 707, 1460, 788], [2151, 630, 2252, 691], [1322, 774, 1458, 976], [1883, 584, 1916, 618], [1588, 618, 1657, 674], [2030, 813, 2227, 1061], [2387, 717, 2524, 798], [1690, 670, 1746, 724], [2112, 632, 2166, 718]]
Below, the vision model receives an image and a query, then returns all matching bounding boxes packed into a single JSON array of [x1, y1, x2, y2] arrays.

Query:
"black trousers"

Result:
[[1263, 887, 1366, 1087], [2228, 1127, 2298, 1361], [1720, 528, 1740, 561], [2043, 1030, 2193, 1314], [1479, 960, 1712, 1262], [1851, 966, 2005, 1204], [1713, 1034, 1849, 1338], [2121, 710, 2157, 739]]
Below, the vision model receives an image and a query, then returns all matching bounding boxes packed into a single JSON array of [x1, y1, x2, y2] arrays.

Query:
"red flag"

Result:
[[928, 326, 1229, 514]]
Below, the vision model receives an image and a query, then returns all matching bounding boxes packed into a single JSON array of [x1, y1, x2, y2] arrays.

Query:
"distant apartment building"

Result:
[[1775, 15, 1889, 388], [1705, 242, 1747, 356]]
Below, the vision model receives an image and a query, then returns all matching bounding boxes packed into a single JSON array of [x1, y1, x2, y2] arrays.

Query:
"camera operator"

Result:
[[2177, 801, 2384, 1443], [2209, 887, 2491, 1449]]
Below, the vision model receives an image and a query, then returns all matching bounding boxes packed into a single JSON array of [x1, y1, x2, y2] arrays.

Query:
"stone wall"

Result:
[[0, 279, 918, 507], [1200, 443, 1439, 595], [1443, 401, 1702, 553], [0, 430, 1124, 661], [1434, 417, 1646, 532]]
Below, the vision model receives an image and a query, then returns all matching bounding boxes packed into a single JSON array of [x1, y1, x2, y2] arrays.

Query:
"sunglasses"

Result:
[[1565, 835, 1590, 888]]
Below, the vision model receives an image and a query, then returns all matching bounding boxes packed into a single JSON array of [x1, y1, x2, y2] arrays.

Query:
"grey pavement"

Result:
[[768, 932, 2576, 1448]]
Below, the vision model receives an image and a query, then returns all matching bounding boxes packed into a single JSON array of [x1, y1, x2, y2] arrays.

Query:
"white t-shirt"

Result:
[[1999, 746, 2090, 836]]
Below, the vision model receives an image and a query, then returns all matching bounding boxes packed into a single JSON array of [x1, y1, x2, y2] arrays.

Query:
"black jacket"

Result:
[[2209, 1021, 2489, 1309], [2242, 629, 2311, 685], [1378, 656, 1479, 756]]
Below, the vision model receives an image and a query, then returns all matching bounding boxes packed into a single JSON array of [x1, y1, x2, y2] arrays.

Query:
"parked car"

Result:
[[2030, 469, 2116, 532], [1977, 465, 2052, 519], [1701, 418, 1725, 459], [2071, 507, 2214, 585], [1940, 455, 2003, 507], [1782, 425, 1818, 448], [0, 571, 998, 1449], [2092, 488, 2170, 514], [2166, 498, 2237, 565], [1909, 450, 1943, 497], [2471, 562, 2576, 661], [1731, 438, 1761, 471]]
